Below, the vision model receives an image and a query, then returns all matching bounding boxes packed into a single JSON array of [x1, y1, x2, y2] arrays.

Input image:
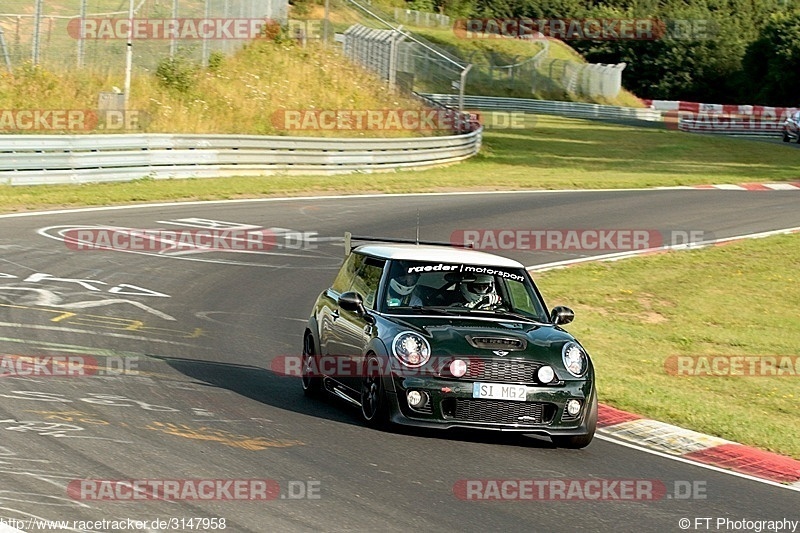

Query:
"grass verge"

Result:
[[535, 234, 800, 459], [1, 116, 798, 213]]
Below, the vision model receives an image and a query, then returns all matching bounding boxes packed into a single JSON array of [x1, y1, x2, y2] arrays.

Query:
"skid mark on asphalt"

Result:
[[0, 322, 203, 347], [195, 311, 307, 324], [144, 421, 303, 451]]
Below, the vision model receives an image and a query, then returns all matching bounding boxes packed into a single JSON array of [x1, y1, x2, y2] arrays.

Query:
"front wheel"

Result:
[[301, 333, 322, 398], [551, 393, 597, 449], [360, 355, 389, 428]]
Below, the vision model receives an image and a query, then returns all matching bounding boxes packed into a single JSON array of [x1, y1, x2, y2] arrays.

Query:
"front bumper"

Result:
[[386, 374, 595, 435]]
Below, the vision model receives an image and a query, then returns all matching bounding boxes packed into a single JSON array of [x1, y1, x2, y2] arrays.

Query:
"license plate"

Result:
[[472, 382, 527, 401]]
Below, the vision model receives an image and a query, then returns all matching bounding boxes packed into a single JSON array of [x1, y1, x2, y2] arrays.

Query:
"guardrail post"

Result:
[[459, 65, 472, 114]]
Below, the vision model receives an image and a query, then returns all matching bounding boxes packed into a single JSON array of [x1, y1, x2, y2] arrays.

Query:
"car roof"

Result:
[[354, 243, 525, 268]]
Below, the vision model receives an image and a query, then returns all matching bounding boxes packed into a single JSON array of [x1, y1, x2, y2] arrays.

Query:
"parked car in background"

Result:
[[783, 110, 800, 142]]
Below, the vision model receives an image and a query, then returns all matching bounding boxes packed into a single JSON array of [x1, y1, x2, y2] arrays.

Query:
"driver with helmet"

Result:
[[459, 273, 502, 309]]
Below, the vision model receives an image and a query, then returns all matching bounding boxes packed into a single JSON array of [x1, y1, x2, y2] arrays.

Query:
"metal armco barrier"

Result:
[[0, 131, 482, 186], [421, 94, 662, 123], [678, 118, 781, 137], [424, 93, 787, 138]]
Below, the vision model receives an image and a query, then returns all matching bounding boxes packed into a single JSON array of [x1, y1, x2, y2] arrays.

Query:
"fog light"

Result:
[[407, 390, 428, 408], [449, 359, 467, 378], [537, 365, 556, 384], [566, 399, 582, 416]]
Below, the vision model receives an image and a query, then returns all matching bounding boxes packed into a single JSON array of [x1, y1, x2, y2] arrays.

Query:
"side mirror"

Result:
[[339, 291, 366, 315], [550, 306, 575, 326]]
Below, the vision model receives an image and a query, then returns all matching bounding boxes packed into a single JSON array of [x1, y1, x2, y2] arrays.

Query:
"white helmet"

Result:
[[390, 272, 419, 296], [460, 274, 495, 303]]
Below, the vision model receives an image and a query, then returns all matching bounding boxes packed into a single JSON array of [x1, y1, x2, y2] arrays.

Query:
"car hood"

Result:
[[388, 315, 580, 359]]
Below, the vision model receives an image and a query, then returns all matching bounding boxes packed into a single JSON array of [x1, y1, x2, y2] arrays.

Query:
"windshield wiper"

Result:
[[410, 306, 461, 316], [464, 308, 547, 325]]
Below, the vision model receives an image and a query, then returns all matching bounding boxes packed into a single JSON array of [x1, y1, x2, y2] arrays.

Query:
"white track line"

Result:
[[527, 226, 800, 271]]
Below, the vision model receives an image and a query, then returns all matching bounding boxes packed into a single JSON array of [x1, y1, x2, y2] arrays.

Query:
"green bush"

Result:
[[155, 54, 199, 94], [207, 51, 225, 73]]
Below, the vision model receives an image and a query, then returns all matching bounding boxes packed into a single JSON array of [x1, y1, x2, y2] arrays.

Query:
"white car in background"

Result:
[[782, 110, 800, 143]]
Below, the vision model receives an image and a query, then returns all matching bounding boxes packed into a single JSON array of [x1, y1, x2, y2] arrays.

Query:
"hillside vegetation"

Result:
[[327, 0, 643, 105], [0, 37, 436, 136], [408, 27, 644, 106], [371, 0, 800, 106]]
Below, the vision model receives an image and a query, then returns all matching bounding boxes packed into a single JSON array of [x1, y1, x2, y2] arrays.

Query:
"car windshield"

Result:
[[381, 259, 549, 322]]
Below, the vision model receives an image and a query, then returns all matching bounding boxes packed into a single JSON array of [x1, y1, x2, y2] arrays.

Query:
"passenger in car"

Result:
[[386, 272, 423, 307]]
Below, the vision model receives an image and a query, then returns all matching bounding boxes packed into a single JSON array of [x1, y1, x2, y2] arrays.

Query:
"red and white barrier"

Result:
[[676, 114, 784, 135], [649, 99, 797, 120], [645, 99, 798, 135]]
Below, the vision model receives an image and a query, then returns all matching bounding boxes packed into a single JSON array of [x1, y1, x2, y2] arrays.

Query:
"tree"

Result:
[[740, 10, 800, 106]]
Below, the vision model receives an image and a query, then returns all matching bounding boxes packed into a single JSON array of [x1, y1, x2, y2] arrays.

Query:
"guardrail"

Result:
[[677, 118, 781, 137], [423, 93, 788, 139], [421, 93, 662, 123], [0, 131, 482, 186], [647, 99, 794, 138]]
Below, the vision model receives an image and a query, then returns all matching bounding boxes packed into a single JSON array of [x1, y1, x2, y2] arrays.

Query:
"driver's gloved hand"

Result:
[[466, 293, 501, 309]]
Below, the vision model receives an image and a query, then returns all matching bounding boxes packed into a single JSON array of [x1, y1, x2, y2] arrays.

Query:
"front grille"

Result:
[[466, 359, 542, 383], [466, 336, 527, 351], [442, 398, 555, 425], [439, 358, 543, 384]]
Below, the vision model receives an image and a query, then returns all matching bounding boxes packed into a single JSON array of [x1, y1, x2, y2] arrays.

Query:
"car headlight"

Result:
[[562, 342, 588, 377], [392, 331, 430, 367]]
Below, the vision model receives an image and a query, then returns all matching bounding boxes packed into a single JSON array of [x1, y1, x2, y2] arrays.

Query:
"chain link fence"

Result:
[[0, 0, 288, 75], [338, 2, 625, 102], [392, 8, 449, 28], [341, 0, 471, 108], [454, 40, 626, 100]]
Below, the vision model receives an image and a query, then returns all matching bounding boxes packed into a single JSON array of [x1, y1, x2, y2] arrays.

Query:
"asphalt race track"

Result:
[[1, 189, 799, 532]]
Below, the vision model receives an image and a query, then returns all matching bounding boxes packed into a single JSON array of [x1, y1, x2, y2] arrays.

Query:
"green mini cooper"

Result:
[[302, 234, 597, 448]]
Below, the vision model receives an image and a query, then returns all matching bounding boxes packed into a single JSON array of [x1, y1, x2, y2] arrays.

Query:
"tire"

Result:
[[360, 355, 389, 428], [784, 133, 791, 142], [301, 333, 322, 398], [551, 393, 597, 449]]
